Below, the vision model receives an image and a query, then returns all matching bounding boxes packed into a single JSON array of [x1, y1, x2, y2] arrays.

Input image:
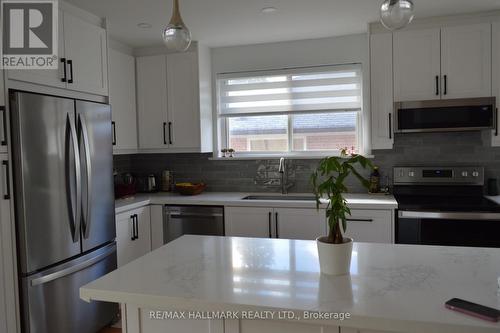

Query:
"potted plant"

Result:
[[311, 149, 373, 275]]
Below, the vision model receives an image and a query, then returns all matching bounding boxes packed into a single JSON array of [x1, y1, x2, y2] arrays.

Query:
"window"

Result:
[[217, 64, 363, 157]]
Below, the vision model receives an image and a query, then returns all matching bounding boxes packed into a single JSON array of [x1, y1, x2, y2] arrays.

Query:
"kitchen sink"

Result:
[[242, 195, 317, 201]]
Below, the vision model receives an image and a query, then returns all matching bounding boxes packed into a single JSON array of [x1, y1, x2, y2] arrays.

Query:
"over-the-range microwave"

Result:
[[394, 97, 496, 134]]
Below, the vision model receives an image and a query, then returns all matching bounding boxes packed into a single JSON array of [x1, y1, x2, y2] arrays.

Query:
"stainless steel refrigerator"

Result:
[[10, 91, 118, 333]]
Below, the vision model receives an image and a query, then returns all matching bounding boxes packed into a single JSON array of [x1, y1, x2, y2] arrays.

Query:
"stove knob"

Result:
[[472, 171, 479, 177], [461, 171, 468, 177]]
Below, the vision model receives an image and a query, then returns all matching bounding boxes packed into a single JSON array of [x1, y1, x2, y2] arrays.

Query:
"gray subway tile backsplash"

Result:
[[114, 131, 500, 194]]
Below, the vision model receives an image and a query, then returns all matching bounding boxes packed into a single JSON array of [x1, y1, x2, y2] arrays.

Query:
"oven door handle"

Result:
[[398, 211, 500, 221]]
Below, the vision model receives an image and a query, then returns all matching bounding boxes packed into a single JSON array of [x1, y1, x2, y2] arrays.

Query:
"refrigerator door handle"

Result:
[[66, 114, 81, 243], [30, 244, 116, 287], [78, 114, 93, 239]]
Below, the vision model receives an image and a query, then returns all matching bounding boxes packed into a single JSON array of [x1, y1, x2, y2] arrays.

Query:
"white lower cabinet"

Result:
[[343, 209, 393, 243], [492, 21, 500, 147], [229, 320, 337, 333], [274, 208, 327, 240], [116, 206, 152, 267], [225, 207, 274, 238], [225, 207, 326, 240], [225, 206, 393, 243]]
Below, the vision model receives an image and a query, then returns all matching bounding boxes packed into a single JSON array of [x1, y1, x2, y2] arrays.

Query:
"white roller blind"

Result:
[[218, 64, 362, 117]]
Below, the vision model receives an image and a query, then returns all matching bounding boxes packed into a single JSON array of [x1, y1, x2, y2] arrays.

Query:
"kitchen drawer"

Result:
[[344, 209, 393, 243]]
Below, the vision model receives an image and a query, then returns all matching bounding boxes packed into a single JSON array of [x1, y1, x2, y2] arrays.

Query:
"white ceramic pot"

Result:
[[316, 236, 353, 275]]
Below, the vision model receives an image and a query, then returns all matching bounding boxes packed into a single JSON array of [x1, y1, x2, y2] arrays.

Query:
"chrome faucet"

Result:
[[278, 157, 287, 194]]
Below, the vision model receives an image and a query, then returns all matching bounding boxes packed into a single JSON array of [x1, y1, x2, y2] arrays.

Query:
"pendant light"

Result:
[[380, 0, 415, 31], [162, 0, 191, 52]]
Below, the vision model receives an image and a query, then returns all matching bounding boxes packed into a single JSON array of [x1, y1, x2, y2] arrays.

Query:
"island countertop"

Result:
[[80, 235, 500, 333]]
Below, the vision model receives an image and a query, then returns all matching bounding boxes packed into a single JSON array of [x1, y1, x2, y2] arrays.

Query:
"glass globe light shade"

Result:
[[380, 0, 415, 31], [162, 23, 191, 52]]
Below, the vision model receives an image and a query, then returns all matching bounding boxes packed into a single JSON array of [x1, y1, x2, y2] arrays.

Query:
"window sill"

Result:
[[209, 153, 375, 161]]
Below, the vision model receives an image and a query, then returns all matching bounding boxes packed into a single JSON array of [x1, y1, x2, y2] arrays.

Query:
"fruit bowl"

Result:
[[175, 182, 207, 196]]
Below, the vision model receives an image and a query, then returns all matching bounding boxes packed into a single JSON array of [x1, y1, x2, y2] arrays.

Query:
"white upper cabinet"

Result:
[[492, 21, 500, 147], [393, 28, 441, 101], [370, 33, 394, 150], [167, 52, 200, 150], [136, 46, 213, 152], [7, 8, 108, 96], [136, 55, 169, 149], [109, 48, 138, 151], [393, 23, 492, 102], [7, 11, 66, 89], [441, 23, 491, 99], [63, 11, 108, 96]]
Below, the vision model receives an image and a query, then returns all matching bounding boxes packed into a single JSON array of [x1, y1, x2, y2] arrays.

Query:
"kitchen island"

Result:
[[80, 235, 500, 333]]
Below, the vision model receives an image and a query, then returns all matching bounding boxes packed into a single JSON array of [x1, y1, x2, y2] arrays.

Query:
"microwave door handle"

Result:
[[66, 114, 81, 243], [78, 114, 93, 239]]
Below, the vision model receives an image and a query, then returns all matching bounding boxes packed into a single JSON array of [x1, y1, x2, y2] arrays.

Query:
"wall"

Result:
[[114, 131, 500, 194]]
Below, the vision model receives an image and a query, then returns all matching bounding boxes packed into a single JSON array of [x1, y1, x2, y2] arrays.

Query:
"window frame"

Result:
[[215, 64, 365, 158]]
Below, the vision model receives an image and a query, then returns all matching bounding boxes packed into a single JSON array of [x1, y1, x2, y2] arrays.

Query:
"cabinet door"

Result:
[[274, 208, 327, 240], [0, 154, 16, 333], [341, 328, 399, 333], [492, 22, 500, 147], [136, 55, 169, 149], [63, 11, 108, 95], [237, 320, 337, 333], [225, 207, 273, 238], [441, 23, 491, 99], [393, 28, 441, 101], [166, 52, 200, 150], [7, 10, 66, 88], [109, 48, 138, 151], [343, 209, 393, 243], [116, 206, 151, 267], [0, 71, 6, 154], [370, 33, 394, 150]]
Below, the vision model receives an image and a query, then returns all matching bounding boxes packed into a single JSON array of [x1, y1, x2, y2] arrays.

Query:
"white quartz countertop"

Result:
[[81, 235, 500, 333], [115, 192, 398, 214]]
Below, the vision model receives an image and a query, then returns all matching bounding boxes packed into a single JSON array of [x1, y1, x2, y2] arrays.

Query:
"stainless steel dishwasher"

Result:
[[163, 205, 225, 244]]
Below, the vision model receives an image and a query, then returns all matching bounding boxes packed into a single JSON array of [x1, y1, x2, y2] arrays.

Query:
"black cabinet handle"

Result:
[[163, 122, 167, 145], [443, 75, 447, 95], [111, 121, 116, 146], [67, 59, 74, 84], [435, 75, 439, 95], [495, 108, 498, 137], [268, 212, 272, 238], [388, 113, 392, 139], [346, 218, 373, 222], [1, 106, 6, 146], [275, 212, 279, 238], [168, 122, 173, 145], [130, 215, 136, 240], [134, 214, 139, 240], [2, 160, 10, 200], [61, 58, 67, 82]]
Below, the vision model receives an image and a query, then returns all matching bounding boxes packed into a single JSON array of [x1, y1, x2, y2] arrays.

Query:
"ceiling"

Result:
[[66, 0, 500, 48]]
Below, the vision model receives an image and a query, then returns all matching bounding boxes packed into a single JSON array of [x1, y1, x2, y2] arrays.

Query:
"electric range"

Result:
[[393, 166, 500, 248]]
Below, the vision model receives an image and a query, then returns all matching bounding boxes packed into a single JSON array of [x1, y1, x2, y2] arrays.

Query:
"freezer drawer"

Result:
[[21, 243, 118, 333]]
